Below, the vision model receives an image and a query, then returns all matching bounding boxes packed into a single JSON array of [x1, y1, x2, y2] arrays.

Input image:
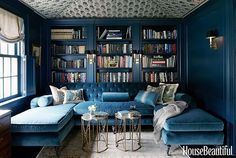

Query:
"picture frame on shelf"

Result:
[[32, 44, 41, 66]]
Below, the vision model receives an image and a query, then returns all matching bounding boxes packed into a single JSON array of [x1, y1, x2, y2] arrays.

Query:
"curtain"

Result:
[[0, 8, 24, 43]]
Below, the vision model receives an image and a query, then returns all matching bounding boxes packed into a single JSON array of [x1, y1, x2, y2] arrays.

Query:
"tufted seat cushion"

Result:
[[73, 101, 154, 117], [163, 108, 224, 132], [11, 104, 75, 133]]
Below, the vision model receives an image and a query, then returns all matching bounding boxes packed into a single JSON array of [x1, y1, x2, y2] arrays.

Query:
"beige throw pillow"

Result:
[[160, 83, 179, 103], [146, 85, 166, 104], [63, 89, 84, 104], [49, 85, 67, 105]]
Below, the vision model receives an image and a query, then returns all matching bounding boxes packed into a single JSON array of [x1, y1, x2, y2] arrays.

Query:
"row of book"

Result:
[[52, 58, 87, 69], [97, 72, 132, 82], [51, 28, 87, 40], [143, 72, 178, 83], [97, 26, 132, 39], [97, 56, 132, 68], [143, 29, 177, 39], [52, 45, 86, 55], [51, 72, 86, 83], [142, 55, 176, 68], [143, 43, 177, 54], [97, 44, 132, 54], [166, 56, 176, 68]]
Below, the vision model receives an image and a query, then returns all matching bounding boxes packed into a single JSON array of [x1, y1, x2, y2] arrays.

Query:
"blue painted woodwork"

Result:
[[0, 0, 45, 113], [183, 0, 236, 154]]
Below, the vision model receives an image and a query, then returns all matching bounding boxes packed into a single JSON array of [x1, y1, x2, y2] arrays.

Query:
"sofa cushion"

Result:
[[134, 90, 159, 107], [63, 89, 84, 104], [160, 83, 179, 103], [163, 108, 224, 132], [49, 85, 67, 105], [102, 92, 130, 102], [11, 104, 75, 133], [146, 85, 166, 104], [73, 101, 154, 117], [37, 95, 53, 107], [162, 129, 224, 145]]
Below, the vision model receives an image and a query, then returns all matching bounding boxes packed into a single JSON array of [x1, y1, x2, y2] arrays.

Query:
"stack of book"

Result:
[[143, 29, 177, 39], [142, 55, 166, 68], [51, 29, 74, 40], [52, 45, 86, 55], [97, 26, 131, 39], [117, 110, 129, 118], [51, 27, 86, 40], [97, 72, 132, 82], [97, 56, 132, 68], [97, 44, 132, 54], [51, 72, 86, 83], [52, 58, 86, 69]]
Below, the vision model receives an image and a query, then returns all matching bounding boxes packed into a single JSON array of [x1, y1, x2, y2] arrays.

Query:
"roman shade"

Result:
[[0, 8, 24, 42]]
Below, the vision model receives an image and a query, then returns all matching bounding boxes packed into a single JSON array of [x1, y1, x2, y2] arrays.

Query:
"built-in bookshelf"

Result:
[[47, 21, 180, 84], [50, 26, 87, 84], [142, 25, 178, 83], [96, 26, 133, 82]]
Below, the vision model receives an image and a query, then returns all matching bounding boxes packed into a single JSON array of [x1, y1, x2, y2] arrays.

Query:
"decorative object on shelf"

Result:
[[88, 104, 96, 117], [32, 44, 41, 66], [206, 29, 218, 49]]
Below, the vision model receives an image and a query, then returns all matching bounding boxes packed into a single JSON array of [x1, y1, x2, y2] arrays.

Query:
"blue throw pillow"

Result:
[[37, 95, 53, 107], [102, 92, 130, 102], [134, 90, 159, 106]]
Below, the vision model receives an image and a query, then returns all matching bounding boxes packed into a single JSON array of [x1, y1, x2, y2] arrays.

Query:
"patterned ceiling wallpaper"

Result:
[[20, 0, 208, 19]]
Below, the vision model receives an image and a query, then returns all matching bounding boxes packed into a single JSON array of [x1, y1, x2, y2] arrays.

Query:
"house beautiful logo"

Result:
[[182, 145, 233, 156]]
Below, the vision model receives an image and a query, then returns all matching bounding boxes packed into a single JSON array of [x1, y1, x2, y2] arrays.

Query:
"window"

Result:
[[0, 8, 25, 103], [0, 40, 24, 102]]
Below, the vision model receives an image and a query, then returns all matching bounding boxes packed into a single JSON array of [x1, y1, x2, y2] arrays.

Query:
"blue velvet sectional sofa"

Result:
[[10, 82, 224, 155]]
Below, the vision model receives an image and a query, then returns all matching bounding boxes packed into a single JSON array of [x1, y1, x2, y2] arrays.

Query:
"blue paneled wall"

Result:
[[183, 0, 236, 154]]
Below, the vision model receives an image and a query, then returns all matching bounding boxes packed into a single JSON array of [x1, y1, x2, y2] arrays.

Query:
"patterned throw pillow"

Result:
[[49, 85, 67, 105], [160, 83, 179, 103], [63, 89, 84, 104], [146, 85, 166, 104]]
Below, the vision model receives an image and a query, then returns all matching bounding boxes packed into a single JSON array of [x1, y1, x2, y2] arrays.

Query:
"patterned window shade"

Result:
[[0, 8, 24, 43]]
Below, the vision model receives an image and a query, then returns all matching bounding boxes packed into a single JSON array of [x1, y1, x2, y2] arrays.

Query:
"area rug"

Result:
[[36, 128, 188, 158]]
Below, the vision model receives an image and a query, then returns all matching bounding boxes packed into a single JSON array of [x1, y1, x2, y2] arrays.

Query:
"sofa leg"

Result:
[[54, 147, 60, 157], [167, 145, 171, 156]]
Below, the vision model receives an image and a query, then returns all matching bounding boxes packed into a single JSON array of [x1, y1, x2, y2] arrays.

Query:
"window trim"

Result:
[[0, 41, 23, 103]]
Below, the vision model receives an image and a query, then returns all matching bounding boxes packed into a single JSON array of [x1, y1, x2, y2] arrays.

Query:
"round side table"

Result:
[[81, 111, 109, 153], [115, 110, 141, 151]]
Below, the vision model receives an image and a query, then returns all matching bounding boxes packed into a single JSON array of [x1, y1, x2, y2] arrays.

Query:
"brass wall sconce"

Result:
[[133, 50, 142, 64], [206, 30, 218, 49], [86, 50, 96, 64]]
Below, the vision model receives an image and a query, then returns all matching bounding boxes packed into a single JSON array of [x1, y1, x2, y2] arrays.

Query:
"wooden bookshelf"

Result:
[[141, 25, 178, 83], [50, 26, 88, 84], [95, 25, 133, 82], [47, 20, 180, 84]]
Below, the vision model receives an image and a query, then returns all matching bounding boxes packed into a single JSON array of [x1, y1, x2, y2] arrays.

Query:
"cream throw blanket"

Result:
[[153, 101, 188, 142]]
